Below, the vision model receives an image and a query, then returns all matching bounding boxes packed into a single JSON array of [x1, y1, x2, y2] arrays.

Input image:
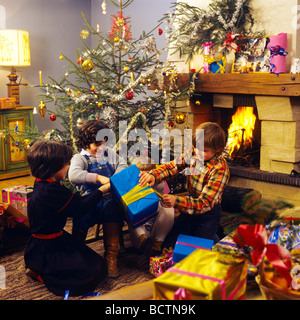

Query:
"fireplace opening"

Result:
[[222, 106, 261, 168]]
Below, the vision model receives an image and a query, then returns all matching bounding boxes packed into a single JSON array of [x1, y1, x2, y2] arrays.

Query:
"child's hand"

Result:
[[139, 172, 155, 187], [97, 175, 110, 185], [161, 194, 176, 208], [99, 183, 111, 195]]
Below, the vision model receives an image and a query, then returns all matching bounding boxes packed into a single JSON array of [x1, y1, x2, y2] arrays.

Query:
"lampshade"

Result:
[[0, 29, 30, 67]]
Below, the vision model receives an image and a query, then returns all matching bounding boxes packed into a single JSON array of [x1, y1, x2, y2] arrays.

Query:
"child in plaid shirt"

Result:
[[139, 122, 230, 246]]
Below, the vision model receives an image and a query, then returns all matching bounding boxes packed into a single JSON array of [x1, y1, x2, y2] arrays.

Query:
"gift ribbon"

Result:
[[175, 241, 211, 251], [121, 183, 154, 213], [269, 45, 288, 73], [174, 287, 191, 300], [233, 224, 292, 286], [168, 267, 246, 300], [4, 185, 28, 204]]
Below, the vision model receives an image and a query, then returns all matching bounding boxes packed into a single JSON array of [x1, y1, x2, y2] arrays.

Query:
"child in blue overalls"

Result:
[[69, 120, 127, 277]]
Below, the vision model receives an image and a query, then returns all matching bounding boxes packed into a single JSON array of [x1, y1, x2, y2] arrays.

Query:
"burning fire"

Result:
[[225, 106, 256, 157]]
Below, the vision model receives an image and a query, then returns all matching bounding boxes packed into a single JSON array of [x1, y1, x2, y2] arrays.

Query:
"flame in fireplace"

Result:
[[225, 107, 256, 157]]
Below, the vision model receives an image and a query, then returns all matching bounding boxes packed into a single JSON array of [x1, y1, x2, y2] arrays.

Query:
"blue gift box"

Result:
[[172, 234, 214, 264], [110, 164, 159, 228]]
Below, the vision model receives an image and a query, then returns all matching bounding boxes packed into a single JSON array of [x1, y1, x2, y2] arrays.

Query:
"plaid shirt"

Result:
[[150, 147, 230, 215]]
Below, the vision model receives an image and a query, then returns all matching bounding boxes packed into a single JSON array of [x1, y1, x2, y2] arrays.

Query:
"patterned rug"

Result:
[[0, 220, 154, 300]]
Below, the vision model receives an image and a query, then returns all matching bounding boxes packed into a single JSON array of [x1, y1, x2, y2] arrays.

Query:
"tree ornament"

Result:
[[125, 92, 133, 100], [195, 100, 201, 105], [123, 65, 129, 72], [38, 99, 47, 119], [97, 102, 103, 108], [80, 29, 89, 39], [76, 118, 84, 128], [116, 83, 122, 90], [168, 121, 174, 127], [50, 113, 56, 121], [82, 59, 94, 72], [77, 57, 84, 64], [88, 114, 96, 120], [59, 54, 64, 60], [101, 0, 107, 15], [114, 37, 120, 43], [175, 112, 187, 124], [158, 28, 163, 35]]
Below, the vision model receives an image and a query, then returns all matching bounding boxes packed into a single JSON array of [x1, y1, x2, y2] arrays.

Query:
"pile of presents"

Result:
[[110, 165, 300, 300], [2, 165, 300, 300], [0, 185, 32, 250]]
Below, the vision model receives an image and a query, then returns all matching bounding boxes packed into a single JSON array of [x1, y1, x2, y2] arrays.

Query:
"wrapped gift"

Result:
[[0, 202, 29, 228], [172, 234, 213, 264], [149, 248, 173, 277], [267, 33, 288, 74], [110, 164, 159, 228], [212, 231, 247, 257], [2, 185, 33, 217], [153, 248, 247, 300], [268, 222, 300, 252], [0, 97, 16, 109]]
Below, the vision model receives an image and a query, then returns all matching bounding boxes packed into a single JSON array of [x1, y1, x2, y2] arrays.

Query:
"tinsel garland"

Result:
[[164, 0, 264, 61]]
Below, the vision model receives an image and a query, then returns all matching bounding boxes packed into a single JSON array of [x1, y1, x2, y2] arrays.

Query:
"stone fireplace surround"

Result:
[[152, 72, 300, 206]]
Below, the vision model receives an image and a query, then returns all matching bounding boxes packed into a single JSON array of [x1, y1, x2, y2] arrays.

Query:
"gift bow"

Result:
[[223, 32, 241, 51], [121, 183, 154, 213], [269, 45, 288, 72], [233, 224, 292, 285], [174, 287, 191, 300]]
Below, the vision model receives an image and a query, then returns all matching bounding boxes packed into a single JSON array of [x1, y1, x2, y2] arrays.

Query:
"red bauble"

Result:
[[50, 113, 56, 121], [125, 92, 133, 100], [158, 28, 163, 35], [168, 121, 174, 127], [77, 57, 84, 64]]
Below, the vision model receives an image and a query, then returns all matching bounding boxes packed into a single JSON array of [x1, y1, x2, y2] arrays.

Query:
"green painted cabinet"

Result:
[[0, 107, 33, 180]]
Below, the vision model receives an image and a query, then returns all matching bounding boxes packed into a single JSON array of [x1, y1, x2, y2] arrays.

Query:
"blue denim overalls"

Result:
[[73, 151, 124, 231]]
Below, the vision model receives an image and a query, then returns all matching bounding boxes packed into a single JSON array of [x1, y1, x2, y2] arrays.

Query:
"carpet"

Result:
[[0, 220, 154, 300]]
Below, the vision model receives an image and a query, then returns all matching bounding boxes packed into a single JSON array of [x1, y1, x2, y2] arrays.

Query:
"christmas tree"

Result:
[[28, 0, 185, 156]]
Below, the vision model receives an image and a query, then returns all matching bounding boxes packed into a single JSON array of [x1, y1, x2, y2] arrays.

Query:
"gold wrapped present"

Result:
[[0, 97, 16, 109], [153, 248, 247, 300]]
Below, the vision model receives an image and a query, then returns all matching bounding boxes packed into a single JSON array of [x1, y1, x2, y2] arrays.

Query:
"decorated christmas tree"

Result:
[[28, 0, 186, 155]]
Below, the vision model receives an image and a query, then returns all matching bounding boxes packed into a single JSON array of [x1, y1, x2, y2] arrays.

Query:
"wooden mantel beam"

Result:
[[151, 73, 300, 97]]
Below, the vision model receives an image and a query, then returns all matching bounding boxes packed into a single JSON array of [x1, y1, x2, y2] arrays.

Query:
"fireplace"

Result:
[[150, 73, 300, 206]]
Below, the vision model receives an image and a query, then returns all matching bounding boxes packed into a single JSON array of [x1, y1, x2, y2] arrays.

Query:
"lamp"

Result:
[[0, 29, 31, 106]]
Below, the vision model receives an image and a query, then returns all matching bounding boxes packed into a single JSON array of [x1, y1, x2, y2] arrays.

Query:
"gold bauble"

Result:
[[140, 77, 147, 85], [77, 118, 84, 128], [97, 102, 103, 108], [195, 100, 201, 105], [175, 112, 187, 124], [123, 66, 129, 72], [38, 99, 47, 119], [116, 83, 122, 90], [82, 59, 94, 72], [114, 37, 120, 43]]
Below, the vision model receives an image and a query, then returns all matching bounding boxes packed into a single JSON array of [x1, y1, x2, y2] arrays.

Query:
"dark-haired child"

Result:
[[139, 122, 230, 247], [24, 140, 109, 296], [68, 120, 127, 277]]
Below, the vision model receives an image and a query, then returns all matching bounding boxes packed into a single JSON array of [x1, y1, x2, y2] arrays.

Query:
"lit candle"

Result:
[[97, 24, 100, 32], [15, 121, 19, 132], [39, 70, 42, 85]]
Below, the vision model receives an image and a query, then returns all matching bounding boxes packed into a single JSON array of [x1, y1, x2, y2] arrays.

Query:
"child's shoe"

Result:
[[138, 234, 154, 259]]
